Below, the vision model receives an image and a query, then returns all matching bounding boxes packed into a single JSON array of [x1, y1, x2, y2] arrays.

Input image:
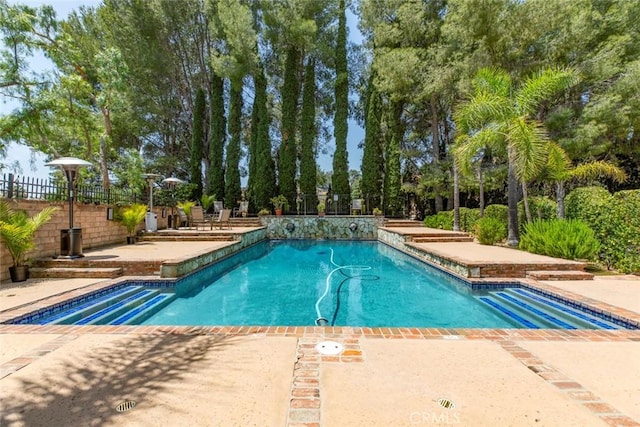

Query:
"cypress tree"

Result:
[[209, 72, 226, 201], [299, 58, 318, 211], [278, 45, 300, 210], [253, 66, 276, 210], [247, 75, 259, 213], [332, 0, 350, 205], [384, 100, 404, 216], [361, 81, 383, 211], [224, 81, 242, 208], [190, 87, 205, 200]]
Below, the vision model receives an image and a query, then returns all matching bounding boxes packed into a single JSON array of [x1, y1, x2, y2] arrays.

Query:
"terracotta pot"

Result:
[[275, 209, 283, 217], [9, 266, 28, 282]]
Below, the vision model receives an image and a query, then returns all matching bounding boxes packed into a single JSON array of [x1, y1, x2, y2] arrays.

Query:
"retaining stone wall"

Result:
[[0, 199, 170, 282], [260, 216, 383, 240]]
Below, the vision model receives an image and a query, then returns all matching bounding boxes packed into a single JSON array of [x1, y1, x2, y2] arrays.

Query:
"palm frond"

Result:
[[515, 67, 579, 116], [545, 142, 572, 181], [570, 160, 628, 183], [472, 67, 511, 98], [507, 117, 549, 181], [453, 91, 511, 131]]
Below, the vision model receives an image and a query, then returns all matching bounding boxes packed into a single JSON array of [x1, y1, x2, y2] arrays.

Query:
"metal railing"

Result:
[[1, 173, 140, 206]]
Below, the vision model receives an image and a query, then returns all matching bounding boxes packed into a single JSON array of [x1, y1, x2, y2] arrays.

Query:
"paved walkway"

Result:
[[1, 239, 639, 426]]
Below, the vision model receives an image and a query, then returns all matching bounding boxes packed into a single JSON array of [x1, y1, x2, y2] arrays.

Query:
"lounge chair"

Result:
[[351, 198, 363, 215], [176, 207, 189, 228], [190, 205, 210, 230], [212, 208, 232, 230], [234, 200, 249, 217], [213, 201, 224, 215]]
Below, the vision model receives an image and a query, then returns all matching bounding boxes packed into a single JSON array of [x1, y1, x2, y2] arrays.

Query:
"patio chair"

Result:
[[212, 208, 232, 230], [213, 201, 224, 215], [190, 205, 210, 230], [234, 200, 249, 217], [176, 207, 189, 228], [351, 199, 363, 215]]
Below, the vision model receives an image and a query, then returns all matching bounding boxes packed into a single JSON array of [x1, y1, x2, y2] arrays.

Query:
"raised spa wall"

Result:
[[260, 216, 385, 240]]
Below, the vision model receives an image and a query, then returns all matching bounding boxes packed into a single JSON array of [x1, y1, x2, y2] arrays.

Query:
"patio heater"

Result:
[[45, 157, 92, 258], [142, 173, 162, 232], [162, 177, 185, 229]]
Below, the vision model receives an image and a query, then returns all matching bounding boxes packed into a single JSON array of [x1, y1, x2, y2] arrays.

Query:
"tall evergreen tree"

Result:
[[300, 58, 318, 211], [189, 87, 206, 200], [208, 72, 226, 200], [253, 66, 276, 209], [384, 100, 403, 216], [331, 0, 350, 204], [278, 45, 300, 210], [361, 77, 384, 211], [224, 81, 242, 208]]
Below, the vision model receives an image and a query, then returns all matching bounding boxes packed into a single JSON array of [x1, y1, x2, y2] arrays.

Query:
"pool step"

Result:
[[109, 293, 176, 325], [477, 288, 620, 330], [40, 286, 145, 325], [29, 267, 123, 279], [526, 270, 594, 281], [73, 289, 167, 325]]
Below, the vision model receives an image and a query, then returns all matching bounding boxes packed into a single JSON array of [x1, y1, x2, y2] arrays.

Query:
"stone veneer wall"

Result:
[[377, 228, 476, 278], [260, 216, 384, 240], [0, 199, 170, 281], [161, 228, 267, 278]]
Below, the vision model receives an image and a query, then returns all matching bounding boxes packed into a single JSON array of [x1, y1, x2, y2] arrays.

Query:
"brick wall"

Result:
[[0, 199, 170, 281]]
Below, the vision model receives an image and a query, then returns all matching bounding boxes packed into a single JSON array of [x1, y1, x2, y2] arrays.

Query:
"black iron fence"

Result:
[[1, 173, 140, 206]]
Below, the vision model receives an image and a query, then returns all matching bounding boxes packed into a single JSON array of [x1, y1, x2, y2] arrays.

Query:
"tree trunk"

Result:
[[522, 182, 532, 223], [453, 158, 460, 231], [507, 160, 520, 247], [556, 180, 565, 218], [478, 165, 485, 217]]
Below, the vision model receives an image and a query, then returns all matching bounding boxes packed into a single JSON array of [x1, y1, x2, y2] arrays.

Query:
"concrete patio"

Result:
[[1, 236, 639, 426]]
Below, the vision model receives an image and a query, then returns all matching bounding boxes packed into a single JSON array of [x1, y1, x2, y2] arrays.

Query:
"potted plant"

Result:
[[0, 200, 59, 282], [119, 203, 147, 244], [373, 207, 383, 217], [270, 195, 289, 217], [257, 208, 271, 217], [317, 202, 326, 217]]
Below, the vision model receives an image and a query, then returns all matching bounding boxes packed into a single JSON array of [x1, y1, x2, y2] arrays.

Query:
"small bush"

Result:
[[423, 211, 453, 230], [475, 217, 507, 245], [483, 204, 508, 222], [518, 196, 557, 227], [519, 219, 600, 261], [459, 207, 481, 233]]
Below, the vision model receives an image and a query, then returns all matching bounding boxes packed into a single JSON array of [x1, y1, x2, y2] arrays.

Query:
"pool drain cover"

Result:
[[437, 398, 455, 409], [315, 341, 344, 355], [115, 400, 137, 412]]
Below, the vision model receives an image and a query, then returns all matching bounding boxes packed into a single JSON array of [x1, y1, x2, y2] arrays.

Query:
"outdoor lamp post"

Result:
[[45, 157, 92, 258], [142, 173, 162, 232], [162, 177, 185, 229]]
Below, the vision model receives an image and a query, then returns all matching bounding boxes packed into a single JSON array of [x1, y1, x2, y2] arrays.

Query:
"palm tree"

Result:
[[454, 67, 578, 246]]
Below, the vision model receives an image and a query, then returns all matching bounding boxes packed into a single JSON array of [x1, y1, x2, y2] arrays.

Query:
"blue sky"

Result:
[[1, 1, 365, 180]]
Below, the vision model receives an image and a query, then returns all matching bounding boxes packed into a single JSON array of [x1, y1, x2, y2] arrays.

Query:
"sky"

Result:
[[1, 0, 366, 182]]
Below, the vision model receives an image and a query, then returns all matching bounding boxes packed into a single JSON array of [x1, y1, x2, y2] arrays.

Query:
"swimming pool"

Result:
[[9, 240, 632, 329]]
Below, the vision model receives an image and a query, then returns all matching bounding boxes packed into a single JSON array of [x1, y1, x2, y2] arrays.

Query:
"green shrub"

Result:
[[423, 211, 453, 230], [483, 204, 508, 222], [519, 219, 600, 260], [459, 207, 481, 233], [475, 217, 507, 245], [565, 187, 640, 272], [518, 196, 557, 227]]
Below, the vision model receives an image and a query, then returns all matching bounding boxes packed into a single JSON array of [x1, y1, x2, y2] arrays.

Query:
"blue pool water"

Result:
[[141, 240, 517, 328]]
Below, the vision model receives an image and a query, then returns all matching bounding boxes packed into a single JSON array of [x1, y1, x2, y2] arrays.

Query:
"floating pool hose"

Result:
[[314, 248, 379, 326]]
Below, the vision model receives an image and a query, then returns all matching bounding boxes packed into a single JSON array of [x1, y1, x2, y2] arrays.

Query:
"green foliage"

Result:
[[177, 200, 196, 217], [209, 72, 226, 201], [317, 202, 325, 213], [565, 187, 640, 272], [252, 67, 276, 210], [299, 59, 318, 211], [483, 204, 509, 222], [190, 88, 205, 200], [331, 0, 350, 201], [224, 83, 242, 208], [270, 194, 289, 211], [458, 207, 481, 233], [360, 76, 384, 210], [200, 194, 216, 212], [383, 101, 403, 216], [519, 219, 600, 261], [278, 45, 300, 208], [423, 211, 453, 230], [119, 203, 147, 237], [257, 208, 270, 217], [518, 196, 557, 226], [475, 217, 507, 245], [0, 201, 59, 267]]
